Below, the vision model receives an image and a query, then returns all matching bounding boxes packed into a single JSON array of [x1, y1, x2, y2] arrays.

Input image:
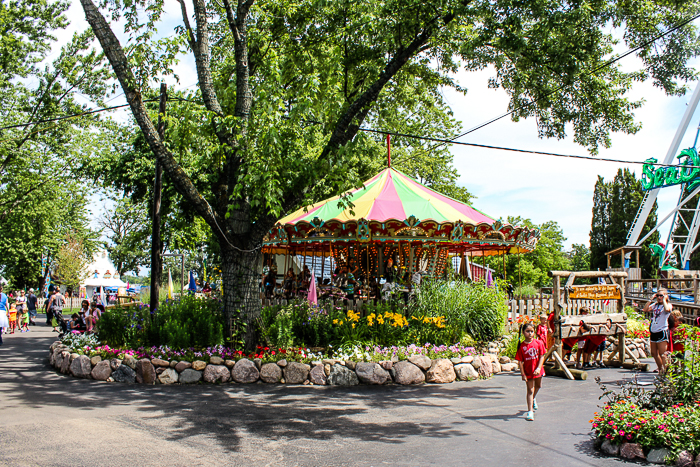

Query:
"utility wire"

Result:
[[450, 11, 700, 141]]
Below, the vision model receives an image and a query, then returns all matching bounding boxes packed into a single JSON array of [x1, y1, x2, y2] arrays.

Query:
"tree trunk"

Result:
[[220, 244, 261, 350]]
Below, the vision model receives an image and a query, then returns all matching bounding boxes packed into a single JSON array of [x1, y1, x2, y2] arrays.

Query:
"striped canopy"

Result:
[[264, 167, 539, 256]]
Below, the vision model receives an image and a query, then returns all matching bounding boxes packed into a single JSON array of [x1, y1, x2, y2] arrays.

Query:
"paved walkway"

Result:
[[0, 320, 641, 466]]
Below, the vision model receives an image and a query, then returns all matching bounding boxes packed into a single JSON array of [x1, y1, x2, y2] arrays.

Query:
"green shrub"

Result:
[[98, 305, 152, 348]]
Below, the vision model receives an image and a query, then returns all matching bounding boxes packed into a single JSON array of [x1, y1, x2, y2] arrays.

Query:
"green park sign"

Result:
[[642, 148, 700, 191]]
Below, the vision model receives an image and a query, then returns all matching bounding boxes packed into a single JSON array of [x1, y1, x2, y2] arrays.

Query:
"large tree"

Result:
[[589, 169, 659, 276], [80, 0, 700, 347]]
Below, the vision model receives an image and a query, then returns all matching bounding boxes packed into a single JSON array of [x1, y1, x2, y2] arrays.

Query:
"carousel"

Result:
[[262, 165, 540, 299]]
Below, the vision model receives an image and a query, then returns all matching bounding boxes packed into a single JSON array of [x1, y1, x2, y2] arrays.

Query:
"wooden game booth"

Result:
[[544, 270, 648, 380]]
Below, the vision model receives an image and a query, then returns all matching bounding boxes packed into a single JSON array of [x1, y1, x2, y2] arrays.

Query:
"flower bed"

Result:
[[48, 337, 518, 386]]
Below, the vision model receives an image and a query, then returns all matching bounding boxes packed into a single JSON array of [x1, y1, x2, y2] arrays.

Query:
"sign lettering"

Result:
[[642, 148, 700, 191], [569, 285, 621, 300]]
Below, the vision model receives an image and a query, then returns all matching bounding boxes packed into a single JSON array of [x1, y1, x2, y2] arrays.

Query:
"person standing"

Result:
[[15, 290, 27, 332], [644, 288, 673, 374], [44, 288, 54, 326], [26, 288, 37, 325], [0, 286, 8, 345], [516, 322, 546, 422]]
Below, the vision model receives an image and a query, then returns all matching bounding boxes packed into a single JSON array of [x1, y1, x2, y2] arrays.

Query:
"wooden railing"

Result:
[[625, 278, 700, 305]]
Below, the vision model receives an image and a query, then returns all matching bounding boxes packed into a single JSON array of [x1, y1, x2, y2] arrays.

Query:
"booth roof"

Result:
[[82, 277, 127, 288]]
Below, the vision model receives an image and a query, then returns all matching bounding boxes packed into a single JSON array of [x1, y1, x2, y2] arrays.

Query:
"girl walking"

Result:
[[644, 288, 672, 374], [516, 322, 546, 421]]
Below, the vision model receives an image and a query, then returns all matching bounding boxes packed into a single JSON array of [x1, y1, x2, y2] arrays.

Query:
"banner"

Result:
[[569, 284, 620, 300]]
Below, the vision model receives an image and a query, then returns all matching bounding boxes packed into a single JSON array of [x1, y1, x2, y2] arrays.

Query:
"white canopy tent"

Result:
[[80, 250, 127, 298]]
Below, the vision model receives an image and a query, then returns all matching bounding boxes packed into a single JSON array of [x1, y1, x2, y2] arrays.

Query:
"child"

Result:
[[669, 310, 685, 361], [8, 303, 17, 334], [575, 307, 589, 368], [86, 303, 101, 333], [591, 319, 612, 367], [68, 313, 85, 333], [536, 314, 548, 345], [516, 322, 546, 421], [20, 306, 30, 332]]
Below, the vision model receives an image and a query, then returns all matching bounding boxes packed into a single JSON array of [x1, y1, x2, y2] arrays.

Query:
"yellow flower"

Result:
[[352, 323, 356, 329], [377, 317, 384, 325], [333, 319, 338, 325]]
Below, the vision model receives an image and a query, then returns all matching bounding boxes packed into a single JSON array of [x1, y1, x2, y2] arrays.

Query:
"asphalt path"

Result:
[[0, 319, 645, 466]]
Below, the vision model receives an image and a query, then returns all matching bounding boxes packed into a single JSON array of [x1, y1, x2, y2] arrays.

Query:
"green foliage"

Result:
[[589, 169, 659, 276], [98, 196, 150, 276], [412, 279, 507, 342], [502, 334, 520, 360]]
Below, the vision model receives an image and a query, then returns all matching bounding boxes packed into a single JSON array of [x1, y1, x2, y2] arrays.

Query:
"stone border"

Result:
[[595, 438, 694, 465], [48, 341, 518, 386]]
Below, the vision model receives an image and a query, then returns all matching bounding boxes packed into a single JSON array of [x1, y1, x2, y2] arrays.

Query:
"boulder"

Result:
[[487, 353, 499, 363], [253, 358, 262, 370], [380, 361, 393, 370], [91, 360, 112, 381], [191, 360, 207, 371], [49, 352, 55, 367], [70, 353, 79, 363], [224, 360, 236, 368], [647, 448, 670, 464], [231, 358, 259, 383], [327, 364, 359, 386], [355, 362, 390, 385], [60, 351, 71, 374], [277, 359, 288, 367], [471, 356, 482, 369], [324, 364, 331, 376], [179, 369, 203, 384], [408, 355, 432, 371], [478, 358, 493, 378], [175, 361, 192, 373], [454, 363, 478, 381], [158, 368, 179, 384], [90, 356, 102, 367], [450, 357, 462, 365], [344, 360, 356, 371], [156, 367, 166, 375], [321, 359, 335, 366], [499, 356, 511, 364], [426, 359, 456, 384], [209, 356, 224, 365], [54, 351, 64, 370], [112, 364, 137, 383], [283, 362, 310, 384], [260, 363, 283, 383], [460, 355, 474, 364], [309, 364, 327, 385], [676, 451, 694, 467], [151, 358, 170, 367], [135, 359, 156, 384], [170, 360, 179, 368], [501, 363, 518, 372], [109, 358, 122, 371], [393, 361, 425, 385], [123, 354, 137, 370], [620, 442, 645, 460], [70, 355, 92, 379], [600, 439, 620, 456], [203, 364, 231, 383], [491, 361, 502, 374]]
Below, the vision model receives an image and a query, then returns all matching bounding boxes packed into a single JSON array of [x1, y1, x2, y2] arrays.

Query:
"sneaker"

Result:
[[575, 363, 582, 369], [533, 399, 538, 411], [525, 411, 535, 421], [583, 363, 591, 369]]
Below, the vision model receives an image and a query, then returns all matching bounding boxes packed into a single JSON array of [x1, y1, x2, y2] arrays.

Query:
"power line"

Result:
[[450, 11, 700, 141]]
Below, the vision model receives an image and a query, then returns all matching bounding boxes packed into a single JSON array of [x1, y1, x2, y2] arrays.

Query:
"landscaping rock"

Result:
[[327, 364, 359, 386], [192, 360, 207, 371], [478, 358, 493, 378], [471, 356, 482, 369], [60, 351, 71, 374], [90, 356, 102, 366], [70, 353, 79, 363], [427, 359, 456, 383], [460, 355, 474, 364], [501, 363, 518, 372], [151, 358, 170, 367], [158, 368, 179, 384], [135, 359, 156, 384], [109, 358, 122, 371], [380, 361, 393, 370], [123, 354, 137, 370], [156, 367, 166, 375], [647, 448, 670, 464], [620, 442, 645, 460], [454, 363, 478, 381], [224, 360, 236, 368], [91, 360, 112, 381], [491, 361, 502, 374], [345, 360, 356, 371], [260, 363, 283, 383], [393, 361, 425, 385], [209, 356, 224, 365], [499, 356, 511, 364], [450, 357, 462, 365], [277, 359, 288, 367], [487, 353, 499, 363], [112, 364, 137, 383], [324, 364, 331, 376], [322, 359, 335, 366], [355, 362, 390, 385], [284, 362, 310, 384], [253, 358, 262, 370], [53, 351, 64, 369], [70, 355, 92, 379], [408, 355, 432, 371], [231, 358, 259, 383], [203, 364, 230, 383], [676, 451, 694, 467], [309, 364, 327, 385], [600, 439, 620, 456], [179, 369, 202, 384], [170, 360, 178, 368], [175, 361, 192, 373]]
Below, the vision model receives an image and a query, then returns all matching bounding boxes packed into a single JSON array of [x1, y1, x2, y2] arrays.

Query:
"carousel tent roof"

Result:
[[280, 167, 495, 225]]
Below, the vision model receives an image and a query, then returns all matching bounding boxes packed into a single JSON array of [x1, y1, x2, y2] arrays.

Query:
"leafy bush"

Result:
[[412, 279, 507, 342]]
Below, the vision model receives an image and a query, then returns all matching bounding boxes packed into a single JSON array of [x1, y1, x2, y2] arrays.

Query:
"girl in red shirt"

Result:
[[516, 322, 546, 421]]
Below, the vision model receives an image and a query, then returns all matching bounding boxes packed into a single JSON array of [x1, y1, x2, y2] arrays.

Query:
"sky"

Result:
[[58, 4, 700, 250]]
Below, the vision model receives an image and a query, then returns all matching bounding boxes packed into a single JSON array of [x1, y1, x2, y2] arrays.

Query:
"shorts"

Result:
[[650, 329, 670, 343]]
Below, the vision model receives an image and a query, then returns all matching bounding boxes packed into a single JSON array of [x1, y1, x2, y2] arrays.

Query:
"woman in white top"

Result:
[[643, 288, 673, 374]]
